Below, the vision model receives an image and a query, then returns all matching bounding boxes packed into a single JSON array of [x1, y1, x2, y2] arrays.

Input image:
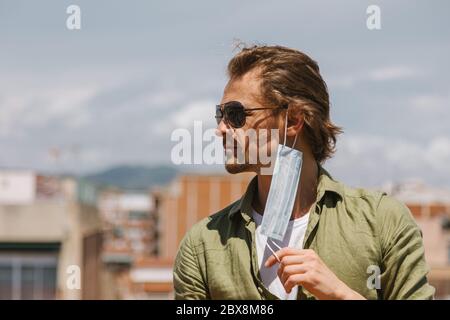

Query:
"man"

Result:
[[173, 45, 434, 300]]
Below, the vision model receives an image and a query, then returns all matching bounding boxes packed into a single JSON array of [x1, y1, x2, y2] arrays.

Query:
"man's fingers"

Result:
[[265, 253, 278, 268], [265, 247, 309, 268], [284, 274, 306, 293], [279, 255, 307, 267], [278, 264, 308, 284]]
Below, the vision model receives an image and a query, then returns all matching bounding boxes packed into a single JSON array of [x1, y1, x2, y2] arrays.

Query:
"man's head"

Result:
[[217, 45, 342, 174]]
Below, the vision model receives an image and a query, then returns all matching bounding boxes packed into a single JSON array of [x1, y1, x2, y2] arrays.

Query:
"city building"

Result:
[[0, 170, 103, 299], [97, 189, 159, 299]]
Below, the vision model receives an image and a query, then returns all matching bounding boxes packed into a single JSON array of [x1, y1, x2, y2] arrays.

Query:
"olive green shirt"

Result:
[[173, 165, 435, 300]]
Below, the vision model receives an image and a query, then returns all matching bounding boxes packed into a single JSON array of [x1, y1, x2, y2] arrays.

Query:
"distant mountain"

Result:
[[83, 165, 179, 190]]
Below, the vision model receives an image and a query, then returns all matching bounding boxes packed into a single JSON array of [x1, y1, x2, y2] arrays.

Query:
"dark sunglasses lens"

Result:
[[215, 106, 223, 124], [225, 103, 246, 128]]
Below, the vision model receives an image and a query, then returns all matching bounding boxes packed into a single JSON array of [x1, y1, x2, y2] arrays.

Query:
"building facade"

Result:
[[0, 171, 103, 299]]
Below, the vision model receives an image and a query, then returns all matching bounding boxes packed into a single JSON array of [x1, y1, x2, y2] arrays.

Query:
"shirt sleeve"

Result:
[[376, 195, 435, 300], [173, 230, 209, 300]]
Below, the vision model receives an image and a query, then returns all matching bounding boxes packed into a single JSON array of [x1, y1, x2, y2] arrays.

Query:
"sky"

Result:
[[0, 0, 449, 188]]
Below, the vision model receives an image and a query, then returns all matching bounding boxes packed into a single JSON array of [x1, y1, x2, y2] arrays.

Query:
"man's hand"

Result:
[[265, 248, 366, 300]]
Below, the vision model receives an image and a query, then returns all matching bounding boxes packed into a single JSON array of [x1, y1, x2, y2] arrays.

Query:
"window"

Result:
[[0, 254, 57, 300], [0, 266, 12, 299], [113, 226, 124, 238], [129, 210, 149, 220]]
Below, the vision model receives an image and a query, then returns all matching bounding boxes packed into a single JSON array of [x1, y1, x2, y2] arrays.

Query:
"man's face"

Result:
[[217, 70, 283, 174]]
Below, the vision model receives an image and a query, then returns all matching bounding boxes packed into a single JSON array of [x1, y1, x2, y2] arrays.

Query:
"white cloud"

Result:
[[145, 91, 184, 107], [328, 65, 420, 89], [0, 96, 29, 136], [153, 99, 217, 135], [409, 93, 449, 112], [0, 84, 98, 137], [172, 100, 216, 128], [328, 134, 450, 187], [426, 136, 450, 171], [368, 66, 418, 81]]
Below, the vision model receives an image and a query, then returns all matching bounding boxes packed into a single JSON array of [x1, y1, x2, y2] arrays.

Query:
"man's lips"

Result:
[[223, 143, 240, 151]]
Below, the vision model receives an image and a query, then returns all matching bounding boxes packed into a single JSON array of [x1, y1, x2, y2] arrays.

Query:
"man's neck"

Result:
[[252, 153, 319, 220]]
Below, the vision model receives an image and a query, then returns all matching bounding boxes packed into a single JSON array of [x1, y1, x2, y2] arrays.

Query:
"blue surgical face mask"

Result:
[[260, 110, 303, 241]]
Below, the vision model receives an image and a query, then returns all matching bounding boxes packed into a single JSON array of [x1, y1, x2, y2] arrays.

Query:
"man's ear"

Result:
[[286, 111, 304, 138]]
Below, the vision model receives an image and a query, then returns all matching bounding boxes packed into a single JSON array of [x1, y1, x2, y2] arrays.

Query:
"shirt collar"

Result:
[[228, 162, 344, 221]]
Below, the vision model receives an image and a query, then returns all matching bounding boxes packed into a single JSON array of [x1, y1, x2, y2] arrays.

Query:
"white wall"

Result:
[[0, 171, 36, 204]]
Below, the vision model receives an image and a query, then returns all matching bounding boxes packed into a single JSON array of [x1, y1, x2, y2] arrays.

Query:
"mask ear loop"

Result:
[[283, 108, 300, 149], [282, 109, 288, 147], [291, 129, 299, 149], [266, 240, 282, 263]]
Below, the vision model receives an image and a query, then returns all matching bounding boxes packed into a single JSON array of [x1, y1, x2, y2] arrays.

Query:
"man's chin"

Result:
[[224, 163, 253, 174]]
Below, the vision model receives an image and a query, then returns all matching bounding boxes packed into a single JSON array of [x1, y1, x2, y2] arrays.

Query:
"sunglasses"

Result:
[[215, 101, 288, 128]]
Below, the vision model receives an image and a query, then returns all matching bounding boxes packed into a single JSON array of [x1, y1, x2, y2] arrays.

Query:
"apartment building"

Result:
[[0, 170, 103, 299]]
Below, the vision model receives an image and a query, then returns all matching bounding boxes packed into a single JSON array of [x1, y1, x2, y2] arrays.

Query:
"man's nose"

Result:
[[215, 119, 228, 137]]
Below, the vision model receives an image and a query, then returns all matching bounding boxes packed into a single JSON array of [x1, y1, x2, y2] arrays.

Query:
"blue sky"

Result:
[[0, 0, 449, 187]]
